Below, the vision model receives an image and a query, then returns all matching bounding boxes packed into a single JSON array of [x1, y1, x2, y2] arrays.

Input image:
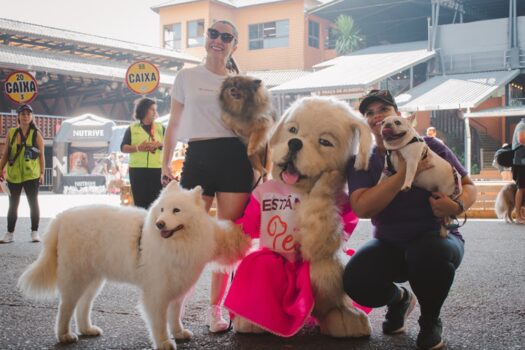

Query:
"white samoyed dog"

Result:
[[18, 181, 251, 350]]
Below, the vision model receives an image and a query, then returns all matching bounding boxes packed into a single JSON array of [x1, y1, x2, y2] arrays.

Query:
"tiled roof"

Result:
[[151, 0, 315, 12], [396, 70, 521, 112]]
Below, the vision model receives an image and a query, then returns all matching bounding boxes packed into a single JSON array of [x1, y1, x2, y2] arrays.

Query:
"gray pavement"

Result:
[[0, 193, 524, 349]]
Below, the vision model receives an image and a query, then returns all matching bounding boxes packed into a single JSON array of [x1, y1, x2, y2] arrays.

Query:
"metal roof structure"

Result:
[[0, 18, 196, 119], [308, 0, 524, 47], [0, 45, 177, 89], [0, 18, 200, 67], [246, 70, 311, 88], [270, 41, 435, 93], [463, 105, 525, 118], [396, 70, 521, 112]]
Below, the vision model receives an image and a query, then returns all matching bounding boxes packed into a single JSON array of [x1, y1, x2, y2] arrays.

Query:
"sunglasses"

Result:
[[207, 28, 236, 44]]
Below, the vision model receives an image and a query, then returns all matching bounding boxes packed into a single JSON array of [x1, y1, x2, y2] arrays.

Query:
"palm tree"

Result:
[[334, 14, 363, 55]]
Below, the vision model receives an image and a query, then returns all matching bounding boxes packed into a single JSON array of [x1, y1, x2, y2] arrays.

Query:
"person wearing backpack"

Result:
[[0, 104, 45, 243]]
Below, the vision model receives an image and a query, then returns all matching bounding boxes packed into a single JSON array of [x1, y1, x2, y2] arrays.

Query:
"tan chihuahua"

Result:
[[380, 115, 462, 237]]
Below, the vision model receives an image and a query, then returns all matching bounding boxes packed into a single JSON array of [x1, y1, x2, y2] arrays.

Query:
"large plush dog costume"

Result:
[[18, 181, 250, 350], [224, 96, 373, 337]]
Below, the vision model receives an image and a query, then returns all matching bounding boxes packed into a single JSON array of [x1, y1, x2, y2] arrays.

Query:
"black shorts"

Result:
[[515, 166, 525, 189], [180, 138, 254, 197]]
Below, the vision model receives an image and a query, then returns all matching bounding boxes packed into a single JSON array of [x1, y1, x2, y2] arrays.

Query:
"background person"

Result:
[[343, 90, 477, 349], [511, 118, 525, 223], [0, 104, 45, 243], [426, 126, 444, 143], [121, 97, 164, 209], [161, 20, 253, 333]]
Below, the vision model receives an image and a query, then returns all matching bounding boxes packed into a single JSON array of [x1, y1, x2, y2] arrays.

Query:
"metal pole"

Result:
[[410, 66, 414, 89], [464, 109, 472, 174]]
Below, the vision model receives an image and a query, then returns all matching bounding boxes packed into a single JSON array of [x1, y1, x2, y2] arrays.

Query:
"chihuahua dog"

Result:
[[219, 75, 275, 178], [380, 115, 461, 237]]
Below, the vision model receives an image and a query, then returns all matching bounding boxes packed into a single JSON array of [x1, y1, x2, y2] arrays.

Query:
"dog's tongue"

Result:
[[160, 229, 173, 239], [282, 169, 299, 185], [382, 127, 394, 136]]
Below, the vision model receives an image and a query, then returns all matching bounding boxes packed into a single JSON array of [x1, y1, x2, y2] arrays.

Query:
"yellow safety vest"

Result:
[[128, 122, 164, 168], [6, 127, 41, 183]]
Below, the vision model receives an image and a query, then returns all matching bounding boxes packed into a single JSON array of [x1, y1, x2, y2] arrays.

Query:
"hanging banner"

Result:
[[125, 61, 160, 95], [4, 70, 38, 104]]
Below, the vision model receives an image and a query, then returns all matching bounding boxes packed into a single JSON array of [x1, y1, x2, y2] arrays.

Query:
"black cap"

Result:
[[17, 104, 33, 114], [359, 89, 397, 115]]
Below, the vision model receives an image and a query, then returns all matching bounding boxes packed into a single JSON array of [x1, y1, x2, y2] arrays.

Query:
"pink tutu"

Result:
[[224, 248, 314, 337]]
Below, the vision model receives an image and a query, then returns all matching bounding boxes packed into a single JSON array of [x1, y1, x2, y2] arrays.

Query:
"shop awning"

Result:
[[55, 114, 116, 143], [463, 105, 525, 118], [396, 70, 521, 112], [270, 41, 435, 94]]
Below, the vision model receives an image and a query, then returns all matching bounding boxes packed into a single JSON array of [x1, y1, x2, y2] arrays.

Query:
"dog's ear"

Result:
[[165, 180, 181, 192], [270, 109, 289, 147], [191, 186, 205, 208], [252, 79, 262, 91], [349, 118, 373, 171], [405, 113, 416, 125]]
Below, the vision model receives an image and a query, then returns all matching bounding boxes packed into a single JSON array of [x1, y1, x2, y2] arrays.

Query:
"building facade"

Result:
[[152, 0, 338, 71]]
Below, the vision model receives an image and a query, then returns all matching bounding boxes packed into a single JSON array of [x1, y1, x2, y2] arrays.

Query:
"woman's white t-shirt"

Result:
[[171, 65, 236, 142]]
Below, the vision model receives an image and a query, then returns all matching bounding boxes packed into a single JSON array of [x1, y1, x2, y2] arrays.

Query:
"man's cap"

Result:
[[17, 104, 33, 114], [359, 89, 397, 115]]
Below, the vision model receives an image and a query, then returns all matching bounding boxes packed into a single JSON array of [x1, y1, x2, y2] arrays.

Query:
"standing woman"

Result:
[[162, 20, 253, 333], [121, 97, 164, 209], [0, 104, 45, 243]]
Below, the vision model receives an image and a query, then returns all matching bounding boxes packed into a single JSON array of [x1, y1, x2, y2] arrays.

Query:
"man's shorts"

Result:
[[180, 138, 254, 197]]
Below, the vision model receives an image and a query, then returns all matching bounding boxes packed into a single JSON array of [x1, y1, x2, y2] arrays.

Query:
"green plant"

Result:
[[334, 15, 363, 55]]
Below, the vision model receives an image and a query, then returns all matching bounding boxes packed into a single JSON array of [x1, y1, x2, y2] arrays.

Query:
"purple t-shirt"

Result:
[[346, 137, 467, 243]]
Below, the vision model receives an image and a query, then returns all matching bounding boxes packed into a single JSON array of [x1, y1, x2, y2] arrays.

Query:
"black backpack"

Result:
[[494, 145, 515, 168]]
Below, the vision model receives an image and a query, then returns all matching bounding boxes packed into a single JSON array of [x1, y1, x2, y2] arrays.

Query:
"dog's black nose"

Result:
[[156, 221, 165, 230], [288, 138, 302, 152]]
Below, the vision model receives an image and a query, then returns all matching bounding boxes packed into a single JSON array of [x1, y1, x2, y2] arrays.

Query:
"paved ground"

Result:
[[0, 193, 524, 349]]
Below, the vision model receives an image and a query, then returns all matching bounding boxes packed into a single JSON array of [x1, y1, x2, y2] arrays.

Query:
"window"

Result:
[[324, 27, 337, 50], [249, 20, 289, 50], [163, 23, 181, 50], [308, 20, 319, 48], [187, 19, 205, 48]]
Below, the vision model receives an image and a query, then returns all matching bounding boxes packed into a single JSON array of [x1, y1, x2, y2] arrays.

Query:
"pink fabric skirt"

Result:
[[224, 248, 314, 337]]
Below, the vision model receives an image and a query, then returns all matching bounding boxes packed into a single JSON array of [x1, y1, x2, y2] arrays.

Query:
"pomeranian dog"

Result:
[[18, 181, 250, 350], [495, 182, 517, 223], [380, 115, 462, 237], [219, 75, 275, 177]]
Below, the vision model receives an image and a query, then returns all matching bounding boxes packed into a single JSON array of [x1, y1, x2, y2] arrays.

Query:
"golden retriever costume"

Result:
[[224, 97, 373, 337], [18, 181, 250, 350]]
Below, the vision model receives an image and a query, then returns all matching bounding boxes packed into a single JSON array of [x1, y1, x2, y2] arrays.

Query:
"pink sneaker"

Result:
[[208, 305, 229, 333]]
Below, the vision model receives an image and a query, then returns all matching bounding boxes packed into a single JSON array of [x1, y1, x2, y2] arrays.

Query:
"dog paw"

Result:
[[159, 339, 177, 350], [174, 329, 193, 340], [401, 185, 411, 192], [58, 332, 79, 343], [79, 325, 103, 337]]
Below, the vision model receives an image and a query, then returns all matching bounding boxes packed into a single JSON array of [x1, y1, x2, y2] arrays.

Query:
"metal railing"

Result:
[[442, 50, 507, 74]]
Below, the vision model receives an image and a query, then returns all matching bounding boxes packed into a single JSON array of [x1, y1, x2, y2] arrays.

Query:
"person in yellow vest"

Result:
[[121, 98, 164, 209], [0, 104, 45, 243]]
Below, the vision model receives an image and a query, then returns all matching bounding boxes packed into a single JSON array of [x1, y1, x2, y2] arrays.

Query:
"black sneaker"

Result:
[[416, 317, 444, 349], [382, 287, 417, 334]]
